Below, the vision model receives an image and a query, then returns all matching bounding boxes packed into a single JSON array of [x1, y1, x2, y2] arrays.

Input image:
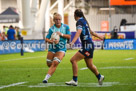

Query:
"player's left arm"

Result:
[[56, 31, 71, 39], [56, 25, 71, 39]]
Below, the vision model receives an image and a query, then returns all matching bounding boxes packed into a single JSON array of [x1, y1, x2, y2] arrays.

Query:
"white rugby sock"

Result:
[[44, 74, 51, 81]]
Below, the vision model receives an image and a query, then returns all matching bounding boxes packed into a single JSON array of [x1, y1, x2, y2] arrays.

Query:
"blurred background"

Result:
[[0, 0, 136, 39], [0, 0, 136, 54]]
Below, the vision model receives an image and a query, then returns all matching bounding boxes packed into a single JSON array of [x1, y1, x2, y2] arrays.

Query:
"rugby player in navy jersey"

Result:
[[65, 9, 104, 86]]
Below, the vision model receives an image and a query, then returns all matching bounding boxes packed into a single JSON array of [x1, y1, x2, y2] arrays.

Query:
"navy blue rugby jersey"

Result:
[[76, 17, 93, 48]]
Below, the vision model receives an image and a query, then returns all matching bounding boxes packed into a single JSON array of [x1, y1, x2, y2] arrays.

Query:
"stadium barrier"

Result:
[[70, 31, 136, 49], [95, 31, 135, 39], [104, 39, 136, 50], [0, 40, 45, 54], [0, 31, 136, 54]]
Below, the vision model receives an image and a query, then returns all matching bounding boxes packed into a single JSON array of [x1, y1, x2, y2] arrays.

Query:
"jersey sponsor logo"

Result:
[[85, 51, 90, 56]]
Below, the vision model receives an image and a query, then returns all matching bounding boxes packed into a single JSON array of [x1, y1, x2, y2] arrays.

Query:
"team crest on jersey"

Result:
[[85, 51, 90, 56]]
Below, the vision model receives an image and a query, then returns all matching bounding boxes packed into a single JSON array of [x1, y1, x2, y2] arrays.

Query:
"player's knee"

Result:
[[52, 61, 59, 67], [47, 59, 52, 63], [46, 59, 52, 67], [70, 58, 73, 63], [47, 63, 52, 67], [70, 58, 75, 64], [88, 64, 96, 69], [92, 65, 97, 69], [53, 57, 61, 64]]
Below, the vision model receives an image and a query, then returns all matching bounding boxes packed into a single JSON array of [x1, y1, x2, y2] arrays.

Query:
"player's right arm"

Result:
[[45, 38, 53, 44], [45, 29, 54, 44], [71, 29, 82, 44], [71, 21, 82, 45]]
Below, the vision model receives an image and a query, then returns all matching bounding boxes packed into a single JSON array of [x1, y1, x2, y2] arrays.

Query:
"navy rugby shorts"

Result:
[[79, 42, 94, 58]]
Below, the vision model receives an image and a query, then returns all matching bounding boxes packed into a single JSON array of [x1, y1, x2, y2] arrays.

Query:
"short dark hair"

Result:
[[9, 25, 13, 28]]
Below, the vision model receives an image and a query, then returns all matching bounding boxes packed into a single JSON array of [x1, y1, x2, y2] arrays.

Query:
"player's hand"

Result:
[[52, 38, 59, 44], [56, 32, 61, 36], [56, 32, 63, 37], [70, 42, 74, 47], [99, 35, 105, 40], [54, 39, 59, 44]]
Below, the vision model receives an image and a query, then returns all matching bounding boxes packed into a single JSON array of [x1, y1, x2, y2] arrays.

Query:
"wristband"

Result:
[[61, 33, 64, 36]]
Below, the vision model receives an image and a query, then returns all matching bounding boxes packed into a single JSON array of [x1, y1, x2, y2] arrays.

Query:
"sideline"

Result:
[[0, 82, 27, 89], [0, 56, 45, 62], [28, 82, 120, 88], [124, 58, 134, 60]]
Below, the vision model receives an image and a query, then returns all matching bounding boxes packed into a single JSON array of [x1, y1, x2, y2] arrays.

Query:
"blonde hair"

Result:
[[53, 12, 62, 20]]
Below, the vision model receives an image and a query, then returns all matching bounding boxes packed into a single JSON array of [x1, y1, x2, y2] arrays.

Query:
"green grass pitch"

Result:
[[0, 50, 136, 91]]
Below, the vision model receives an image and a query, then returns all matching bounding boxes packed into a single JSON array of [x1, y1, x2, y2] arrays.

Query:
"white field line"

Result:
[[28, 82, 120, 88], [0, 82, 27, 89], [99, 66, 136, 69], [29, 82, 134, 88], [0, 56, 45, 62], [4, 82, 136, 88], [124, 58, 134, 60], [80, 67, 88, 70], [80, 66, 136, 70], [0, 52, 76, 62]]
